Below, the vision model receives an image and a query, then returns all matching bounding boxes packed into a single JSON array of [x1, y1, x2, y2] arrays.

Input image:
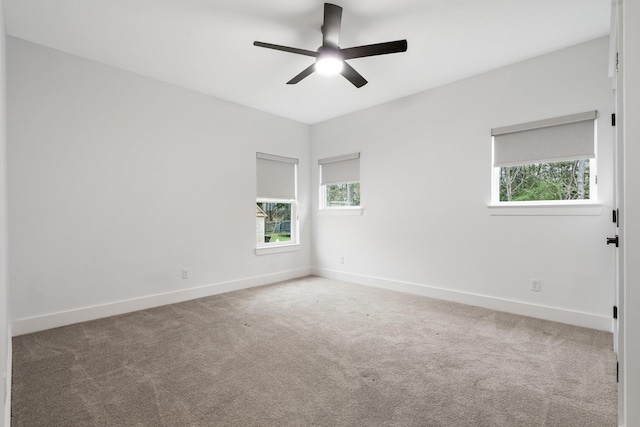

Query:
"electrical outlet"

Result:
[[338, 256, 344, 264], [182, 268, 190, 279], [530, 279, 541, 292]]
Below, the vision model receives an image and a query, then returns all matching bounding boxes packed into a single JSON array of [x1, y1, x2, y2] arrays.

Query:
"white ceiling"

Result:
[[5, 0, 610, 124]]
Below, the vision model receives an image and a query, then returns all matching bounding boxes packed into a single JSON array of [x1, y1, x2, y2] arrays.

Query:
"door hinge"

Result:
[[616, 52, 619, 72], [613, 305, 618, 319], [613, 209, 619, 227], [617, 362, 619, 383], [612, 113, 616, 126]]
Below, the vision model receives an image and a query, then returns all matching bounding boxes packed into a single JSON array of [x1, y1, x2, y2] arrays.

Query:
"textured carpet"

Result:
[[12, 276, 617, 426]]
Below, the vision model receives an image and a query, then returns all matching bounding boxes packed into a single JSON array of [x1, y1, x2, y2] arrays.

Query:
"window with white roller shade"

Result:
[[319, 153, 360, 185], [318, 153, 360, 208], [256, 153, 298, 200], [491, 112, 597, 204], [256, 153, 299, 247], [492, 111, 596, 167]]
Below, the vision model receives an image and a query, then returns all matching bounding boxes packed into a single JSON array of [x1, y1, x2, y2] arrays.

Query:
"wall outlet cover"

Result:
[[530, 279, 541, 292]]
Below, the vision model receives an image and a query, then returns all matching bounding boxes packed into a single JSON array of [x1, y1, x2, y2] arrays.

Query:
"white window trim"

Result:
[[487, 202, 603, 216], [318, 207, 363, 216], [255, 243, 301, 255]]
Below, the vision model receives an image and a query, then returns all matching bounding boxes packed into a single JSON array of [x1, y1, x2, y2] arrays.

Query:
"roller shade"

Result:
[[256, 153, 298, 199], [319, 153, 360, 185], [492, 111, 597, 167]]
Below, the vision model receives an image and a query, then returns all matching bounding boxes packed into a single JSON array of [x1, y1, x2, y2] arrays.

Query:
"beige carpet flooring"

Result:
[[11, 276, 617, 426]]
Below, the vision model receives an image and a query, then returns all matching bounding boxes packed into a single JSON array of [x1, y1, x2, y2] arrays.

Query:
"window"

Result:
[[319, 153, 360, 209], [257, 202, 292, 244], [324, 183, 360, 207], [256, 153, 298, 248], [491, 111, 597, 204]]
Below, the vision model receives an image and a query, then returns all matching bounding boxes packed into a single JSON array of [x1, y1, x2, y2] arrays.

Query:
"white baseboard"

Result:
[[11, 267, 312, 336], [11, 266, 612, 336], [312, 268, 612, 332]]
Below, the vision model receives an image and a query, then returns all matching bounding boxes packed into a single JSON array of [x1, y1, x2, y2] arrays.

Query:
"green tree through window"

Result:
[[257, 202, 292, 243], [325, 183, 360, 207], [500, 160, 590, 202]]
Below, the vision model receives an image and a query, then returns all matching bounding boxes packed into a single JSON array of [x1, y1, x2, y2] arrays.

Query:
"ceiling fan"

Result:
[[253, 3, 408, 88]]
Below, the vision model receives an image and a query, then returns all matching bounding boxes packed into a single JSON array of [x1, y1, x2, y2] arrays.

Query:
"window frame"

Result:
[[490, 155, 599, 207], [490, 112, 599, 208], [256, 198, 299, 249], [318, 152, 362, 214], [319, 181, 361, 211], [255, 153, 300, 254]]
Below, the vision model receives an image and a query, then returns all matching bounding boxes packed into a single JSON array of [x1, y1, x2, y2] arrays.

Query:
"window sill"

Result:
[[255, 243, 301, 256], [487, 203, 603, 216], [318, 208, 363, 216]]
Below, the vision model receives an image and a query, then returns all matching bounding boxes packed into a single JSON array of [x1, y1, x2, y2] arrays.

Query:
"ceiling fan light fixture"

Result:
[[254, 3, 408, 87], [315, 54, 343, 76]]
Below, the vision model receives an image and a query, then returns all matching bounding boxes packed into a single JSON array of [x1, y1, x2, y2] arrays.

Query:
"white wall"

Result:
[[7, 37, 311, 334], [3, 27, 628, 425], [0, 1, 9, 425], [5, 35, 617, 334], [311, 37, 614, 330]]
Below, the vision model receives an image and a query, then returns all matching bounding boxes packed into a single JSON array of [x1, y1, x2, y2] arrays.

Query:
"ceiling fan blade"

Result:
[[322, 3, 343, 47], [254, 41, 317, 57], [341, 62, 367, 88], [341, 40, 408, 60], [287, 63, 317, 85]]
